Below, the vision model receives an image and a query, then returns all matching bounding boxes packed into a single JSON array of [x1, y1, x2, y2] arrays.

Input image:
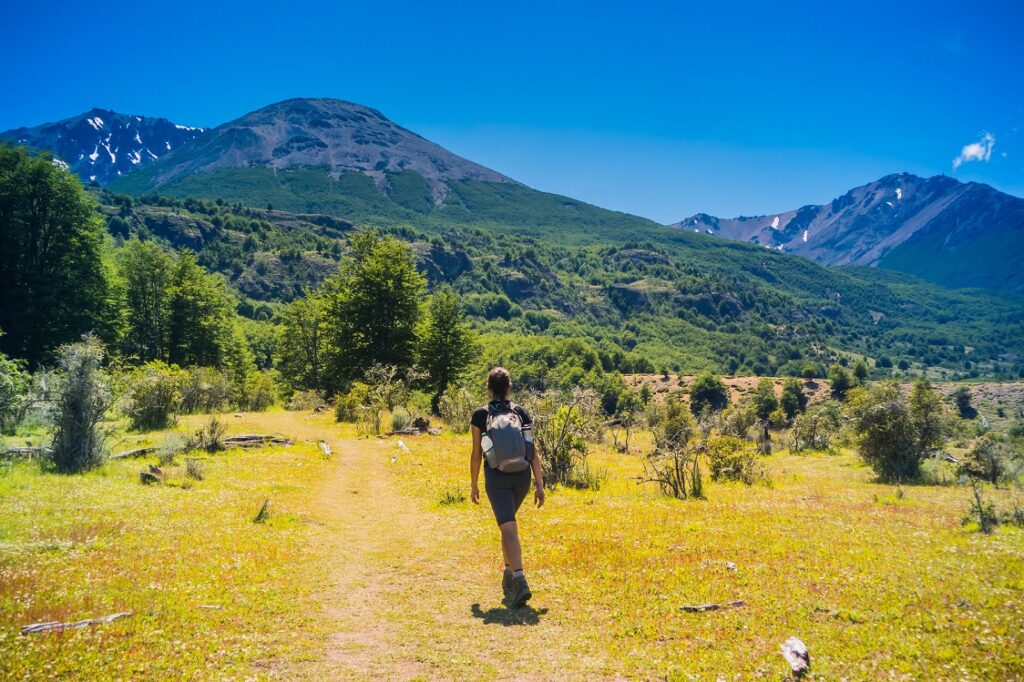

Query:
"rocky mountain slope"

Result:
[[673, 173, 1024, 292], [0, 108, 204, 184], [112, 98, 514, 203]]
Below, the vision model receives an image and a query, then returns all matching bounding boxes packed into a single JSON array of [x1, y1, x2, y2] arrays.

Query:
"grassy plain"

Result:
[[1, 411, 1022, 680]]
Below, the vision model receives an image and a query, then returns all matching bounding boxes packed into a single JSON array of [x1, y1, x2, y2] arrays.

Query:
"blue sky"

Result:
[[3, 0, 1022, 222]]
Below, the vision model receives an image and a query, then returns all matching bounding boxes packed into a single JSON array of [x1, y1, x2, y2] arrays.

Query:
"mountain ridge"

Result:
[[672, 172, 1024, 292], [0, 108, 204, 184]]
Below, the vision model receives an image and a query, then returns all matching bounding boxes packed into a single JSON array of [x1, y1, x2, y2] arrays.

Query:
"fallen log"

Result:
[[681, 600, 746, 613], [22, 611, 133, 635], [222, 434, 293, 448], [111, 447, 158, 460], [1, 446, 53, 459]]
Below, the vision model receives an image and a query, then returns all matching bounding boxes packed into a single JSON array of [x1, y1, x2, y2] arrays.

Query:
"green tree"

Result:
[[908, 378, 948, 454], [50, 335, 112, 473], [418, 287, 478, 412], [0, 145, 110, 365], [689, 372, 729, 416], [0, 345, 30, 433], [324, 231, 425, 390], [116, 239, 172, 361], [952, 386, 977, 419], [853, 360, 869, 385], [779, 377, 808, 419], [750, 378, 777, 420], [828, 364, 853, 400], [277, 294, 328, 391], [166, 252, 235, 367]]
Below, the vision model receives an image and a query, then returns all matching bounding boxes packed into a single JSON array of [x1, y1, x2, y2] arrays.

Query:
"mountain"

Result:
[[0, 108, 204, 185], [672, 173, 1024, 292], [111, 98, 513, 203]]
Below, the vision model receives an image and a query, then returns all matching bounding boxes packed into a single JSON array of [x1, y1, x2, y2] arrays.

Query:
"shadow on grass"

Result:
[[471, 602, 548, 626]]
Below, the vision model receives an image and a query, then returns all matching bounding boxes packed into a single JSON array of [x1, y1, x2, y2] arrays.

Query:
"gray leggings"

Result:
[[484, 466, 531, 526]]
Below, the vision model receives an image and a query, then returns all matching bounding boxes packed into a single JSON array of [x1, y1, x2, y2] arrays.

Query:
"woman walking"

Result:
[[470, 367, 545, 607]]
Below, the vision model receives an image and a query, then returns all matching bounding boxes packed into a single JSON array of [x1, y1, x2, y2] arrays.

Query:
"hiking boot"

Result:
[[502, 567, 514, 597], [509, 574, 532, 608]]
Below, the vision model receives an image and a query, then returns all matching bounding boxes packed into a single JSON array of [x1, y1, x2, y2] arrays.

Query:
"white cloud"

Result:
[[952, 132, 995, 169]]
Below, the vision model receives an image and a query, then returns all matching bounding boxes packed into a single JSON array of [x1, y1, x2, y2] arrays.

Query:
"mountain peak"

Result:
[[129, 97, 515, 202], [1, 109, 205, 184]]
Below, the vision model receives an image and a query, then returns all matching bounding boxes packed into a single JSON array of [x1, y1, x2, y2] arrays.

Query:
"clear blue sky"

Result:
[[3, 0, 1022, 222]]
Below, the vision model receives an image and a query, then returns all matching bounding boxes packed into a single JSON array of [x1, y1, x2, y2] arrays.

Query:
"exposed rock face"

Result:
[[412, 243, 472, 284], [672, 173, 1024, 292], [130, 98, 516, 202], [0, 108, 204, 185]]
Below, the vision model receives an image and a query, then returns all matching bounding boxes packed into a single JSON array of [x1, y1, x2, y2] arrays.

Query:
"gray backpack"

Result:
[[484, 402, 530, 473]]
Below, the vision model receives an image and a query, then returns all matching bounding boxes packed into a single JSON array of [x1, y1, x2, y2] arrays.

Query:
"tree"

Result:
[[418, 288, 478, 411], [750, 378, 777, 420], [277, 294, 328, 391], [0, 345, 30, 433], [853, 360, 869, 385], [828, 364, 853, 400], [0, 145, 111, 365], [166, 252, 235, 367], [324, 231, 426, 391], [117, 239, 173, 361], [779, 378, 807, 419], [50, 335, 113, 473], [908, 378, 948, 456], [952, 386, 977, 419], [689, 372, 729, 416], [848, 381, 943, 482]]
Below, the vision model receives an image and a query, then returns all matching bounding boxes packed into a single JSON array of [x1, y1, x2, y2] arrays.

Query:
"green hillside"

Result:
[[99, 186, 1024, 380]]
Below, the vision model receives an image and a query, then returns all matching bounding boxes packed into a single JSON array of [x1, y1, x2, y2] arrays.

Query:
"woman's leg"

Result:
[[499, 520, 523, 571]]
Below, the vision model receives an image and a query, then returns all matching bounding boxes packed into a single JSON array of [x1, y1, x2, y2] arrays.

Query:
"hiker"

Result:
[[470, 367, 545, 608]]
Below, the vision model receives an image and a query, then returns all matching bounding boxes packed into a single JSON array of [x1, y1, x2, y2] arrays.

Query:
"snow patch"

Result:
[[895, 188, 902, 200], [89, 175, 96, 182], [165, 141, 172, 150], [133, 132, 142, 144], [88, 147, 99, 162], [129, 150, 141, 165], [705, 229, 713, 234], [146, 148, 158, 159], [770, 216, 780, 229], [174, 124, 203, 131], [87, 117, 104, 130], [101, 143, 115, 163], [802, 229, 808, 243], [885, 201, 894, 208]]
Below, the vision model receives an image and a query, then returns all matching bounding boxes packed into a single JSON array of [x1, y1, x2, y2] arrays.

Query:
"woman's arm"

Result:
[[530, 444, 545, 508], [470, 425, 482, 504]]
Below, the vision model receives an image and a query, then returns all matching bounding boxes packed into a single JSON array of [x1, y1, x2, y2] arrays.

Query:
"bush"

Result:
[[706, 436, 766, 485], [187, 417, 227, 453], [790, 403, 842, 452], [180, 367, 232, 413], [689, 373, 729, 416], [957, 436, 1013, 484], [49, 336, 113, 473], [779, 378, 807, 419], [719, 407, 756, 439], [0, 351, 30, 434], [848, 381, 942, 482], [286, 389, 327, 411], [239, 370, 278, 411], [952, 386, 977, 419], [334, 382, 371, 422], [642, 440, 704, 499], [123, 361, 186, 431], [390, 406, 413, 432], [750, 378, 777, 421], [438, 385, 477, 434], [525, 389, 600, 488], [652, 398, 696, 451]]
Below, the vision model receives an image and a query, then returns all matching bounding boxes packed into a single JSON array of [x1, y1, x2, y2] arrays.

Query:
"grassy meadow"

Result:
[[1, 410, 1022, 680]]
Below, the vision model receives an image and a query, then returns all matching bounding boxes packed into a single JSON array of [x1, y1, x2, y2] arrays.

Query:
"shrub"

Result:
[[356, 404, 384, 437], [525, 388, 600, 488], [49, 336, 113, 473], [750, 378, 777, 420], [689, 373, 729, 416], [952, 386, 977, 419], [180, 367, 232, 413], [0, 351, 30, 434], [706, 436, 766, 485], [828, 365, 853, 400], [438, 385, 477, 434], [438, 486, 466, 505], [641, 440, 704, 499], [334, 382, 371, 422], [768, 407, 788, 428], [779, 378, 807, 419], [390, 406, 413, 432], [123, 361, 186, 431], [957, 436, 1012, 484], [719, 406, 756, 439], [848, 381, 938, 482], [286, 389, 327, 411], [239, 370, 278, 412], [652, 398, 696, 451], [187, 418, 227, 453], [790, 403, 842, 452]]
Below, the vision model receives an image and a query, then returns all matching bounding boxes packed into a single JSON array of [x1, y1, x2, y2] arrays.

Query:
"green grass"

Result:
[[1, 411, 1022, 678]]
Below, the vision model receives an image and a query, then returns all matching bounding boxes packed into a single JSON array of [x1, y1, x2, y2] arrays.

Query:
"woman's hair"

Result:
[[487, 367, 511, 400]]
